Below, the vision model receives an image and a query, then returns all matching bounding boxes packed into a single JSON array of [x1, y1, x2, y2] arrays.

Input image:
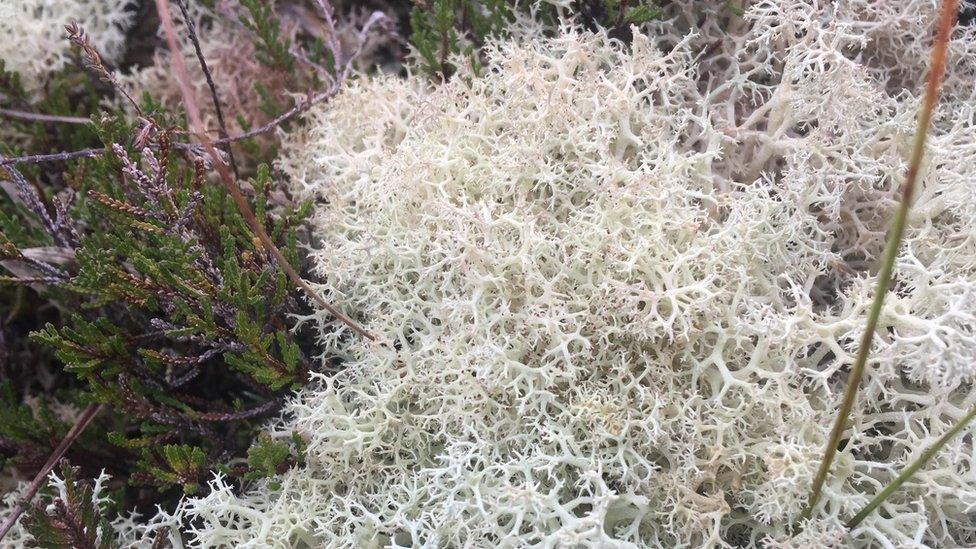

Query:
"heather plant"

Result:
[[21, 461, 117, 549], [1, 114, 315, 493], [407, 0, 662, 79], [408, 0, 515, 78]]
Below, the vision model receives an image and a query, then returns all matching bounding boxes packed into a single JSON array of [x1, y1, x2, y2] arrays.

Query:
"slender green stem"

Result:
[[801, 0, 959, 521], [847, 404, 976, 528]]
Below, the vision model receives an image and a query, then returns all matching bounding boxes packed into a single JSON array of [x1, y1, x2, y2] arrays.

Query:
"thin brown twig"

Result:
[[0, 403, 103, 542], [0, 94, 327, 168], [174, 0, 239, 179], [0, 109, 91, 125], [220, 93, 324, 142], [0, 148, 107, 166], [154, 0, 374, 341]]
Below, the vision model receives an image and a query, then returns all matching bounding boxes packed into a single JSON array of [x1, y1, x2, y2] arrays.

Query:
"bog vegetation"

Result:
[[1, 0, 975, 547]]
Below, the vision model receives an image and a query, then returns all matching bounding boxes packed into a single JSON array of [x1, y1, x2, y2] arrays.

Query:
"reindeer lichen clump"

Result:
[[0, 0, 136, 97]]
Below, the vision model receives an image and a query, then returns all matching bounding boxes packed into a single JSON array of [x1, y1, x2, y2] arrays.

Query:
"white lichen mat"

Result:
[[170, 3, 976, 547], [0, 0, 136, 96]]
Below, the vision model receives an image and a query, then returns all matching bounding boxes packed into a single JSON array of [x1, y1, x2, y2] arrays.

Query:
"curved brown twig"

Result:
[[154, 0, 374, 341], [0, 404, 103, 542]]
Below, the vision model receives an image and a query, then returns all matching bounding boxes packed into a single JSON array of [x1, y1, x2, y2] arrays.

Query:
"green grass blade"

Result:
[[847, 403, 976, 528], [801, 0, 960, 521]]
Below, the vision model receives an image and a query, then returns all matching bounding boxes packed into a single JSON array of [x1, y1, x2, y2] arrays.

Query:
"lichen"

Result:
[[0, 0, 136, 96]]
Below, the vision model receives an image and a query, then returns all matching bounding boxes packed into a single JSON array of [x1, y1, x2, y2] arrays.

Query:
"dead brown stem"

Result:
[[0, 404, 103, 542], [0, 94, 331, 168], [0, 109, 91, 125], [153, 0, 374, 341], [0, 148, 107, 166], [174, 0, 239, 179]]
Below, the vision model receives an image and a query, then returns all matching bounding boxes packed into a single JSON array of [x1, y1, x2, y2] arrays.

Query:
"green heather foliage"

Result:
[[136, 444, 208, 495], [238, 0, 296, 77], [0, 0, 372, 534], [410, 0, 514, 78], [1, 103, 314, 499], [243, 432, 305, 489], [407, 0, 662, 79], [0, 382, 102, 476], [22, 462, 116, 549], [603, 0, 663, 24]]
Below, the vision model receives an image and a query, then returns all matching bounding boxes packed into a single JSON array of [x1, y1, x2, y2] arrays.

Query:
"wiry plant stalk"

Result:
[[802, 0, 959, 521], [0, 148, 106, 166], [0, 88, 340, 168], [153, 0, 375, 341], [847, 402, 976, 528], [0, 108, 91, 125], [0, 404, 102, 542], [174, 0, 239, 179]]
